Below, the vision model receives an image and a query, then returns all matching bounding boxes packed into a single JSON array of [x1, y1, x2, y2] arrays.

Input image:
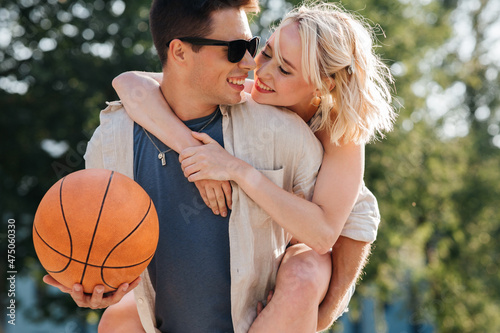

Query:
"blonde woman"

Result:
[[108, 2, 395, 332]]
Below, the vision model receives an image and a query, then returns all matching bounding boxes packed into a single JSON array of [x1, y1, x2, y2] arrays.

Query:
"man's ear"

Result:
[[168, 39, 188, 63]]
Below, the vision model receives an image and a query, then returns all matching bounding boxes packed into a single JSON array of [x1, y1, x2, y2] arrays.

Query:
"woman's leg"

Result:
[[249, 243, 332, 333], [98, 291, 145, 333]]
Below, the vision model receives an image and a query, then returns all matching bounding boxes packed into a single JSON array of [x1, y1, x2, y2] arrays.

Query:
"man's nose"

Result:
[[238, 50, 257, 71]]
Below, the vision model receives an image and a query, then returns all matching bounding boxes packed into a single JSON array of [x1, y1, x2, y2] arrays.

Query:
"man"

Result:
[[45, 0, 374, 332]]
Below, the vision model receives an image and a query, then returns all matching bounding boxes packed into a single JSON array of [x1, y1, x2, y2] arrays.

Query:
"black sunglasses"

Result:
[[167, 36, 260, 63]]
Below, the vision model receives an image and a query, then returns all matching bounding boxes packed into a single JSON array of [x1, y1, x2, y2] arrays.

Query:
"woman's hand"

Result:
[[179, 132, 242, 182], [193, 179, 232, 217], [180, 132, 238, 216]]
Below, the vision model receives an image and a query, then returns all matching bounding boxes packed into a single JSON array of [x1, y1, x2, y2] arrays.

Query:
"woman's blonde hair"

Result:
[[273, 1, 397, 145]]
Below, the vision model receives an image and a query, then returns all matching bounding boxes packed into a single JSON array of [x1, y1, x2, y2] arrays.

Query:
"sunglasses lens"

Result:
[[249, 37, 258, 57], [228, 40, 246, 63], [227, 37, 259, 63]]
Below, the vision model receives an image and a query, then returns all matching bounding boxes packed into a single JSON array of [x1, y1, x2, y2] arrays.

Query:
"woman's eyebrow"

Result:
[[267, 43, 297, 71]]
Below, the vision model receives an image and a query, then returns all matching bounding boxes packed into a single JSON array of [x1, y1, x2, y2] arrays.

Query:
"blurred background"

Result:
[[1, 0, 499, 332]]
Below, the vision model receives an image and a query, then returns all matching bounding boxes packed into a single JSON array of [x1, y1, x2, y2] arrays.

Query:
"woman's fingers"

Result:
[[179, 147, 197, 163], [178, 132, 216, 162], [191, 131, 216, 144]]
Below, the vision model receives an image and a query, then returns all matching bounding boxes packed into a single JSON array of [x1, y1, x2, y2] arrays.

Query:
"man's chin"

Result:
[[221, 91, 245, 106]]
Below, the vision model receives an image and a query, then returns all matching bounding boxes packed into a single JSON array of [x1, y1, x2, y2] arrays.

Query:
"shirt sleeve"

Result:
[[83, 101, 134, 178], [84, 124, 105, 170], [291, 124, 324, 201], [340, 183, 381, 243]]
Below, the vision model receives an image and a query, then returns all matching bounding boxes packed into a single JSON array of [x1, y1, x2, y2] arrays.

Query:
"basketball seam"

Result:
[[33, 224, 72, 274], [33, 226, 154, 270], [100, 198, 155, 290], [35, 170, 157, 292], [59, 176, 74, 273], [80, 170, 115, 286], [33, 176, 74, 274]]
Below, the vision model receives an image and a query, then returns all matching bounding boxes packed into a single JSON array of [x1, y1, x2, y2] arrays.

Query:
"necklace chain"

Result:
[[142, 109, 220, 166]]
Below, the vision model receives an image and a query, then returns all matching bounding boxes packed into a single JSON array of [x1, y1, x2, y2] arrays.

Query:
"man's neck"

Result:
[[160, 73, 218, 122]]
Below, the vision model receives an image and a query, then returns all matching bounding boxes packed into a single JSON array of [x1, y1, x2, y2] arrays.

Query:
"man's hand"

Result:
[[43, 275, 141, 310], [194, 179, 232, 217], [256, 290, 274, 315]]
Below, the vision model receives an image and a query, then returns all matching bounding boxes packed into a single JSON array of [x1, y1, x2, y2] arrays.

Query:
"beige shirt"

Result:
[[84, 94, 379, 333]]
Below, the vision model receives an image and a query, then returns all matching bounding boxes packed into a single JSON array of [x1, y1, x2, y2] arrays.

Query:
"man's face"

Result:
[[187, 8, 256, 106]]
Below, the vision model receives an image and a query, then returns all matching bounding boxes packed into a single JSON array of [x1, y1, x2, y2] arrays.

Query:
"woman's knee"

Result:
[[276, 244, 332, 301]]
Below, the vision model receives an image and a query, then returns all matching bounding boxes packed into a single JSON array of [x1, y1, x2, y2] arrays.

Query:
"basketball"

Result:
[[33, 168, 159, 294]]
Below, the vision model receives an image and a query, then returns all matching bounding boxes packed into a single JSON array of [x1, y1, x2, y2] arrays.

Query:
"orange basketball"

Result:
[[33, 169, 159, 294]]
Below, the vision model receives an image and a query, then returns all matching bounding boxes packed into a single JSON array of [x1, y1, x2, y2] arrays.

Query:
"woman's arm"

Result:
[[112, 71, 201, 153], [181, 130, 364, 254], [112, 71, 232, 216]]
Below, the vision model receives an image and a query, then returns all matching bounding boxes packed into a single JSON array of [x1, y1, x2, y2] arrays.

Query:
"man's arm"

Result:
[[44, 111, 139, 309], [317, 236, 371, 331]]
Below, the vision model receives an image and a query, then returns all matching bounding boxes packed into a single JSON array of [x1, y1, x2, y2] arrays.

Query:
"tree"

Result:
[[309, 0, 500, 331], [0, 0, 159, 326]]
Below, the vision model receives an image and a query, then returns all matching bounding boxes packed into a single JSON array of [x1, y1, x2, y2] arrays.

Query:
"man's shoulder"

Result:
[[226, 94, 322, 158], [85, 100, 134, 176], [87, 100, 133, 146], [100, 100, 127, 118], [231, 94, 311, 132], [96, 100, 134, 128], [243, 94, 299, 117]]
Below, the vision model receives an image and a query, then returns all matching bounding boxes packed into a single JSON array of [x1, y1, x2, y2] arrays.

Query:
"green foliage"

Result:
[[287, 0, 499, 332], [325, 0, 500, 332], [0, 0, 158, 325]]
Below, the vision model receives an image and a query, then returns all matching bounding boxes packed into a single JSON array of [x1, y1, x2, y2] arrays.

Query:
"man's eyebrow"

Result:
[[267, 43, 297, 71]]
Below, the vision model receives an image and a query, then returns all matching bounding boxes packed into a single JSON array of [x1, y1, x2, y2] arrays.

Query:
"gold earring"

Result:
[[310, 95, 321, 108]]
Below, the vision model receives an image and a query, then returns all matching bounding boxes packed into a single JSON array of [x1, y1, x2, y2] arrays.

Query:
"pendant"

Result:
[[158, 152, 166, 166]]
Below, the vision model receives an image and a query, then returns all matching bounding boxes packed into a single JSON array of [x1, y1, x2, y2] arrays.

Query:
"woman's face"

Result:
[[251, 22, 317, 122]]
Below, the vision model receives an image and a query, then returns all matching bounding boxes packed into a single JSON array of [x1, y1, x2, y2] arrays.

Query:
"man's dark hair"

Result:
[[150, 0, 259, 66]]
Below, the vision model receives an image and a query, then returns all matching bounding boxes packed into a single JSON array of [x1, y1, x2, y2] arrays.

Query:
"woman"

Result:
[[104, 2, 395, 332]]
